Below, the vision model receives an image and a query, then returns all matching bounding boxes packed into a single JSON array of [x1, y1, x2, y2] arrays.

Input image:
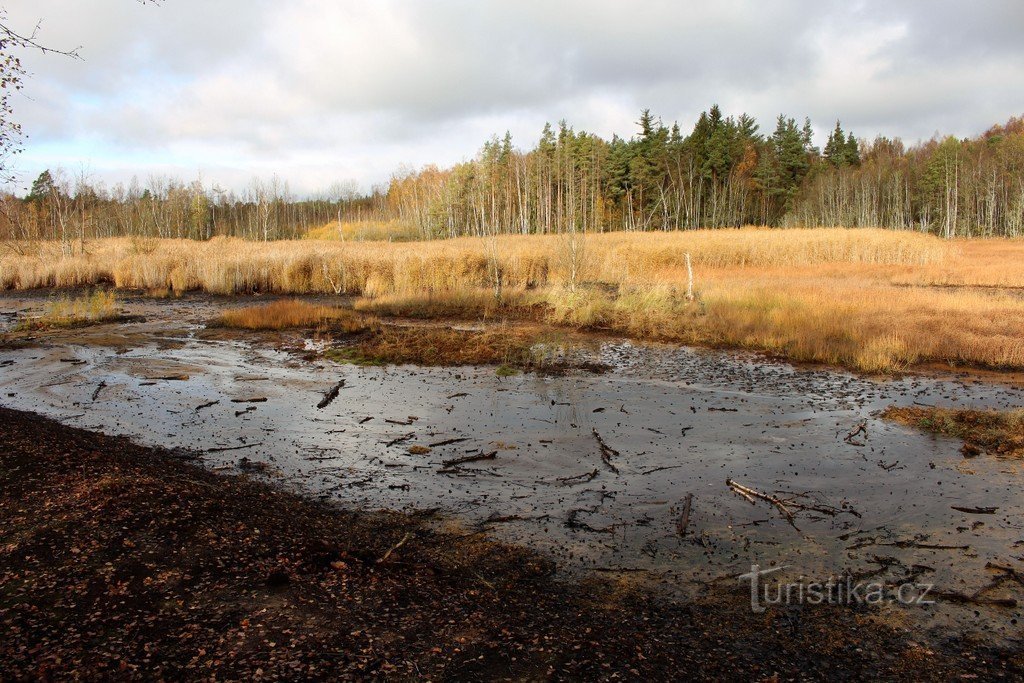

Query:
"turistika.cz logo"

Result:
[[737, 564, 935, 613]]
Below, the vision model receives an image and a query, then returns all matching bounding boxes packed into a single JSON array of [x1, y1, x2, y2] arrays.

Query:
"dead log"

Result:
[[317, 379, 345, 409], [676, 493, 693, 537]]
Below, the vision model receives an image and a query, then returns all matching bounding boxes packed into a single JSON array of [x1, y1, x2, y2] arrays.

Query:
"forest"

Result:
[[2, 107, 1023, 244]]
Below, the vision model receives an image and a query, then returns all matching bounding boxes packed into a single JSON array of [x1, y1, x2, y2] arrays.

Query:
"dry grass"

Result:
[[325, 325, 545, 370], [882, 406, 1024, 458], [14, 290, 122, 331], [216, 299, 370, 332], [303, 220, 421, 242], [5, 227, 1024, 372]]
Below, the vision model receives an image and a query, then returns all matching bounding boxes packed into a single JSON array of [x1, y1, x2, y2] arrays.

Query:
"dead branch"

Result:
[[195, 399, 219, 412], [556, 469, 599, 486], [90, 381, 106, 402], [592, 428, 620, 474], [317, 379, 345, 409], [428, 437, 469, 448], [442, 451, 497, 468], [726, 479, 795, 525], [844, 420, 868, 446], [376, 532, 411, 564], [676, 493, 693, 537]]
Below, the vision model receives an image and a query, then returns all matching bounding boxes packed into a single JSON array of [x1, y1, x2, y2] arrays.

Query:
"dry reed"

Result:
[[5, 227, 1024, 372]]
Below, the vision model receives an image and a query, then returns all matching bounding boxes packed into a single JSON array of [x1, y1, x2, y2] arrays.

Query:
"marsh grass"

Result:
[[14, 290, 123, 331], [323, 324, 582, 373], [216, 299, 371, 332], [5, 228, 1024, 372], [882, 405, 1024, 458]]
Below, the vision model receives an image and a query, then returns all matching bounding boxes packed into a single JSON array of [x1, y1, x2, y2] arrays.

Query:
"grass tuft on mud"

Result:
[[13, 290, 125, 331], [215, 298, 372, 332], [324, 324, 598, 374], [1, 407, 1019, 679], [882, 405, 1024, 458]]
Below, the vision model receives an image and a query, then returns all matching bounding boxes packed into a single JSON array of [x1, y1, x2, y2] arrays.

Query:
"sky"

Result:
[[4, 0, 1023, 196]]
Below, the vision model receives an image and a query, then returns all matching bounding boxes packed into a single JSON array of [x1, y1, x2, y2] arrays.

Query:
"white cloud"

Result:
[[4, 0, 1023, 194]]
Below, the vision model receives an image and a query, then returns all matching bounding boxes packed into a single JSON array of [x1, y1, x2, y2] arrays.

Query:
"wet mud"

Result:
[[2, 292, 1022, 646]]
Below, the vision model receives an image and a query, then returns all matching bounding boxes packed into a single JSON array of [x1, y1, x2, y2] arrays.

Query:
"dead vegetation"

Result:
[[881, 405, 1024, 458], [216, 299, 371, 332], [324, 324, 586, 373], [6, 228, 1024, 372]]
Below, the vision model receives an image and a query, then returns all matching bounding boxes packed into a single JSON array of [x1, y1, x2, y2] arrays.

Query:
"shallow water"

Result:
[[2, 294, 1023, 643]]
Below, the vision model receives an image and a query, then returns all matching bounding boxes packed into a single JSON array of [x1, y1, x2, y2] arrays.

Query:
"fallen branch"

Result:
[[376, 532, 412, 564], [556, 469, 599, 486], [231, 397, 267, 404], [592, 429, 620, 474], [91, 381, 106, 402], [726, 478, 795, 525], [385, 432, 416, 448], [428, 437, 469, 448], [676, 494, 693, 537], [316, 379, 345, 409], [951, 505, 999, 515], [206, 442, 262, 454], [442, 451, 497, 468], [844, 420, 868, 446], [195, 400, 219, 412]]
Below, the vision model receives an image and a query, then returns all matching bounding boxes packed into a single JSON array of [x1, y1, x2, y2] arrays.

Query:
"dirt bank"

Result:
[[0, 408, 1020, 680]]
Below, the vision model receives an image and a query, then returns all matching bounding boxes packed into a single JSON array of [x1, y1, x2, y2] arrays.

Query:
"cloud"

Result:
[[4, 0, 1023, 193]]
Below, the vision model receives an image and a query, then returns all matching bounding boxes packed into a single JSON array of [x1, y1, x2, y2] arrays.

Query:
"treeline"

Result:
[[389, 109, 1024, 238], [2, 108, 1024, 243], [0, 173, 384, 244]]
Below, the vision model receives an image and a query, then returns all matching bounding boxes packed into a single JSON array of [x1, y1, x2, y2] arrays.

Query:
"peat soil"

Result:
[[1, 407, 1022, 681]]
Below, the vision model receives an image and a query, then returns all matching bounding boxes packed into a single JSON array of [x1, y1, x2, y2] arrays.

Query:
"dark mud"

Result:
[[2, 292, 1024, 650], [2, 406, 1022, 680]]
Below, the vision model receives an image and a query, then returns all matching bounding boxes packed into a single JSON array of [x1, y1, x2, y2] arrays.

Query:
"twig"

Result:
[[592, 429, 620, 474], [726, 478, 796, 525], [676, 493, 693, 537], [442, 451, 497, 468], [376, 532, 412, 564]]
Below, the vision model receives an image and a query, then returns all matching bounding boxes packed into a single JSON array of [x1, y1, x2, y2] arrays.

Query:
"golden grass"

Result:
[[5, 227, 1024, 372], [882, 406, 1024, 458], [216, 299, 369, 332], [303, 220, 421, 242], [14, 290, 122, 331]]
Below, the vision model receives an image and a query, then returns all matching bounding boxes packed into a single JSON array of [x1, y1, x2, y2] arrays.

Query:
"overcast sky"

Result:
[[4, 0, 1023, 195]]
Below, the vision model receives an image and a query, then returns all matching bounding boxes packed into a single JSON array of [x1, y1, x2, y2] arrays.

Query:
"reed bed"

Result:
[[4, 227, 1024, 372]]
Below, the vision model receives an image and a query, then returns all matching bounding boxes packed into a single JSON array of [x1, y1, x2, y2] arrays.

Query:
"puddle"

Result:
[[2, 293, 1023, 644]]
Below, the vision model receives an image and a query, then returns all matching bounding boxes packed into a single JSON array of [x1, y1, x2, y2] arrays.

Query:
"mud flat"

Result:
[[2, 293, 1024, 649]]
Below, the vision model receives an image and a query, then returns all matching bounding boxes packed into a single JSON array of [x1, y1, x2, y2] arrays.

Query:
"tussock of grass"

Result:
[[881, 406, 1024, 458], [15, 291, 122, 331], [216, 299, 371, 332], [325, 325, 565, 372]]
